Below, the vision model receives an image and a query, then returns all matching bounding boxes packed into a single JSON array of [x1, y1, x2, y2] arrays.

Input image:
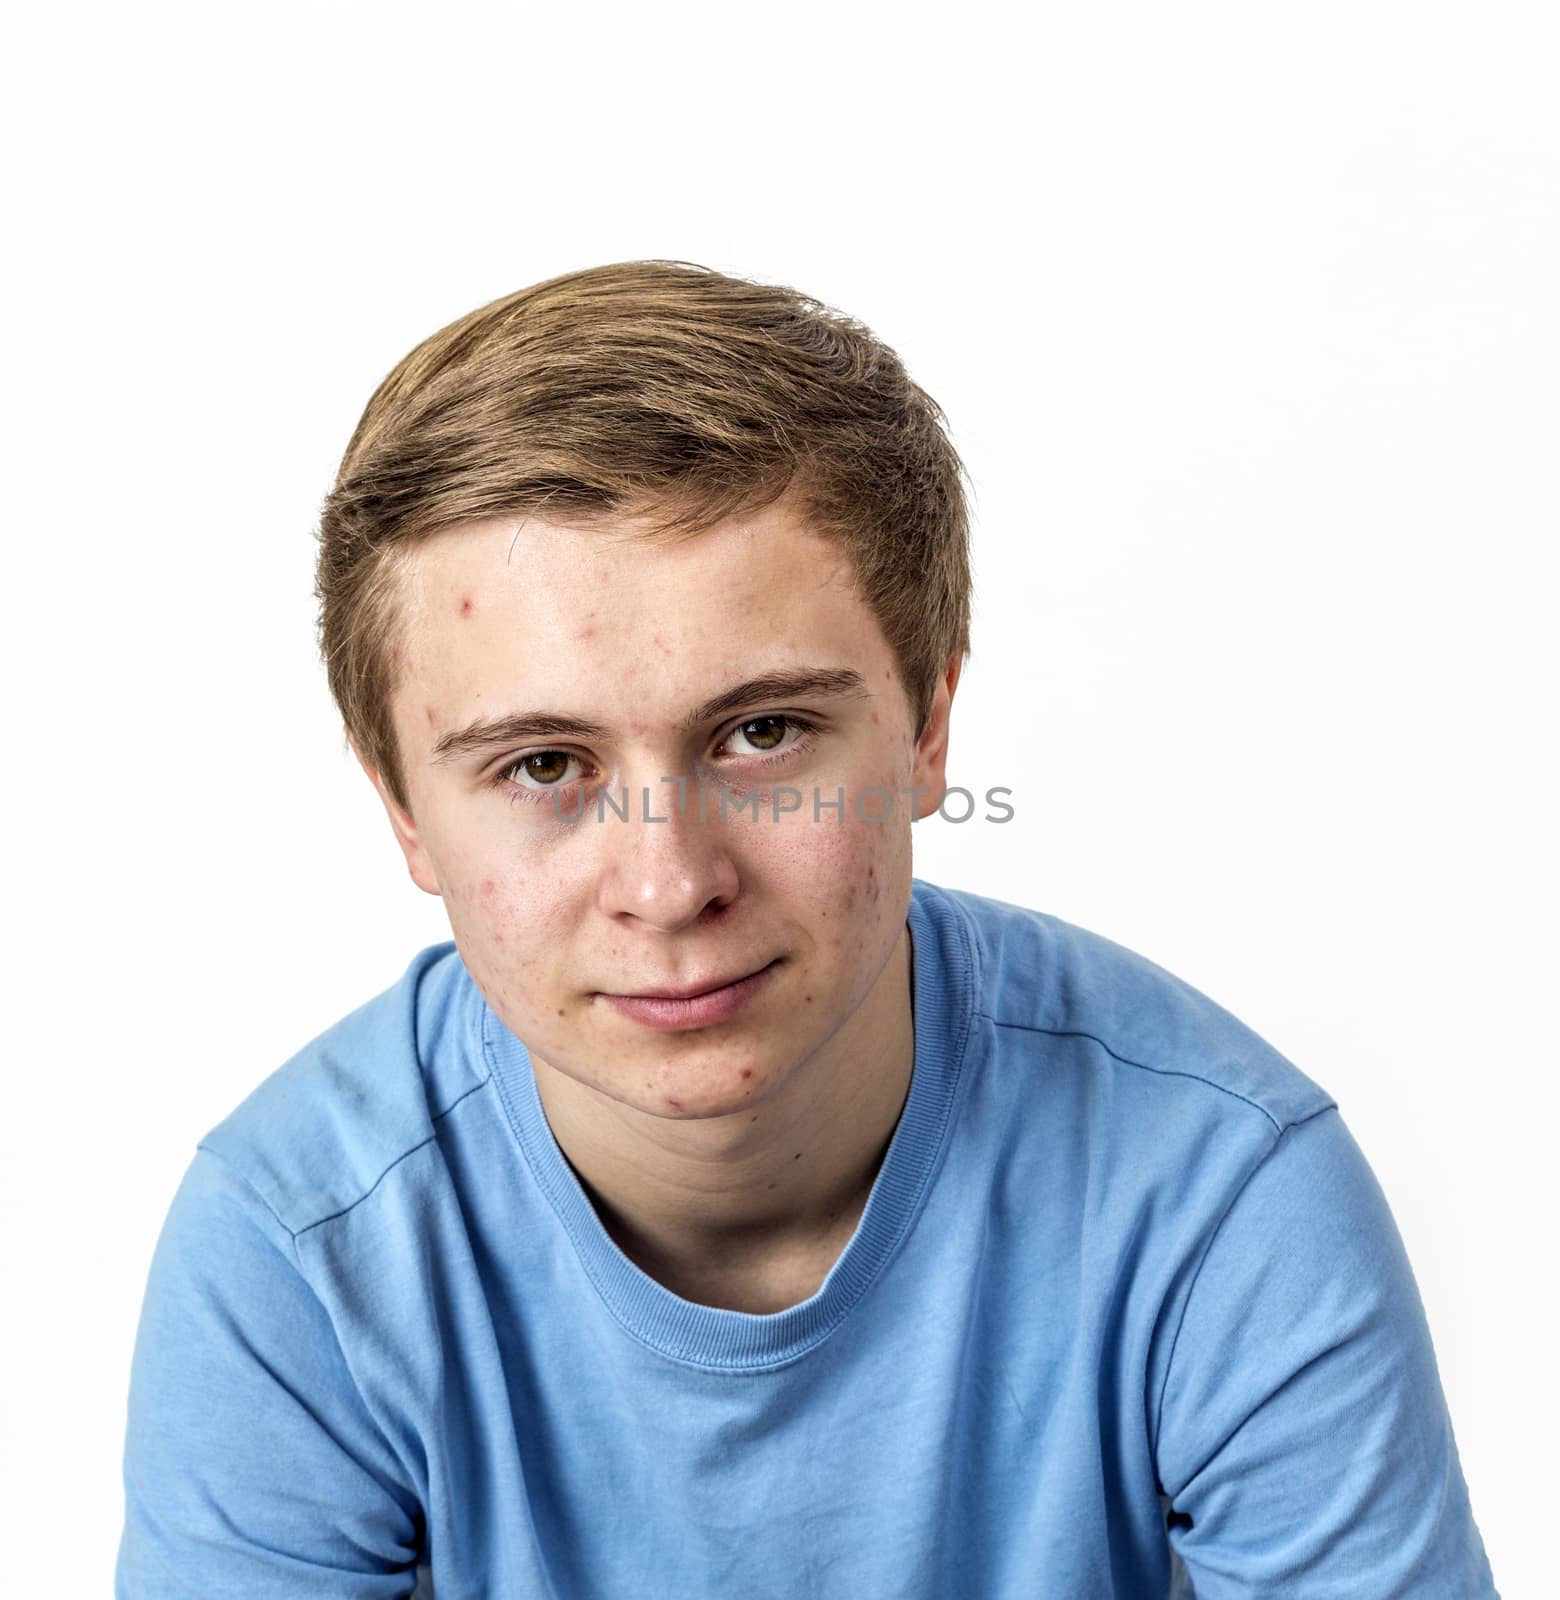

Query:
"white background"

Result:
[[3, 2, 1554, 1591]]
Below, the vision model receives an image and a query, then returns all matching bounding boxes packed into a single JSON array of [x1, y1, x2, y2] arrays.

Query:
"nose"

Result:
[[594, 778, 740, 932]]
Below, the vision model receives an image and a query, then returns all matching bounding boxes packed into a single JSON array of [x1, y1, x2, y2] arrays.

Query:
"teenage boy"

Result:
[[117, 261, 1497, 1597]]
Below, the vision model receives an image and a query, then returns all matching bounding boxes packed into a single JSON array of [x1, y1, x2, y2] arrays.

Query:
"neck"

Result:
[[531, 925, 916, 1312]]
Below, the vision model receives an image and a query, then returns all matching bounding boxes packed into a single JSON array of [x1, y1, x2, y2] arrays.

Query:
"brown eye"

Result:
[[520, 752, 571, 785], [739, 717, 788, 751]]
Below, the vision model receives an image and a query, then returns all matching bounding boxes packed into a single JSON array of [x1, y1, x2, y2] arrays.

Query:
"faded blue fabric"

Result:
[[117, 880, 1497, 1597]]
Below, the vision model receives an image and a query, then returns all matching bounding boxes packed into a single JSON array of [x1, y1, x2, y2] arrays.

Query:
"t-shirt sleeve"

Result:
[[116, 1147, 425, 1598], [1152, 1106, 1499, 1598]]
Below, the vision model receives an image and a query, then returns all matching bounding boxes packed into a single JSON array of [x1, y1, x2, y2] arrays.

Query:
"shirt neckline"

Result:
[[477, 878, 978, 1371]]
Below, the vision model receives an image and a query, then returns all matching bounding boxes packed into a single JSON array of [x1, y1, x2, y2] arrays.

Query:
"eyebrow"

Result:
[[428, 668, 870, 764]]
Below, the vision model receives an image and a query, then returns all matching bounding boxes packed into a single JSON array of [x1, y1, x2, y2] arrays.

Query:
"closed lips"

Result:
[[608, 961, 777, 1000]]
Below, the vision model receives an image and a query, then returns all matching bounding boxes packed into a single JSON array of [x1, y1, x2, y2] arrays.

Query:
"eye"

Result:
[[719, 715, 814, 758], [502, 750, 581, 788]]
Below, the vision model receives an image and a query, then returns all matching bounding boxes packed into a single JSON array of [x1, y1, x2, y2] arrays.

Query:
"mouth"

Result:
[[597, 959, 782, 1032]]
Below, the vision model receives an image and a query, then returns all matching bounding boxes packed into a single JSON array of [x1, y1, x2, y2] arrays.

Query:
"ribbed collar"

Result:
[[478, 879, 977, 1371]]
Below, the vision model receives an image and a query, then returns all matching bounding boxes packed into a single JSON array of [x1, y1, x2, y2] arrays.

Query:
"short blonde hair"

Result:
[[316, 260, 971, 807]]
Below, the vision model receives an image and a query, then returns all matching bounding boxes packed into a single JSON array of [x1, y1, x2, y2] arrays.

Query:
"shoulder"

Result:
[[914, 878, 1334, 1135], [196, 941, 488, 1237]]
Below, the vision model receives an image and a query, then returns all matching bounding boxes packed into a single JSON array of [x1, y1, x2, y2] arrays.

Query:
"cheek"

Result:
[[473, 876, 512, 944], [431, 804, 584, 915], [448, 876, 540, 986], [768, 800, 908, 962], [437, 835, 582, 998]]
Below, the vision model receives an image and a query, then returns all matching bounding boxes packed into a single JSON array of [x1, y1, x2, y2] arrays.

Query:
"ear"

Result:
[[351, 737, 443, 898], [909, 653, 964, 820]]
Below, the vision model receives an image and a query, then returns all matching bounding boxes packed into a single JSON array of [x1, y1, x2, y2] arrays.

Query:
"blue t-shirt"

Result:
[[117, 880, 1497, 1597]]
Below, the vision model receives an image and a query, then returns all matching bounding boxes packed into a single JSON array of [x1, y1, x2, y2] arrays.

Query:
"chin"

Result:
[[602, 1036, 790, 1120]]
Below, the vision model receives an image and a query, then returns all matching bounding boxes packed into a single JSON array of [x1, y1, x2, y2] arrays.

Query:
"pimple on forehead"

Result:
[[458, 595, 474, 617]]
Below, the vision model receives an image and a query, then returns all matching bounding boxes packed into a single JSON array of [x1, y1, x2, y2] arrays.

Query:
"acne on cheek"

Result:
[[453, 868, 553, 972], [475, 878, 507, 943], [783, 810, 905, 972]]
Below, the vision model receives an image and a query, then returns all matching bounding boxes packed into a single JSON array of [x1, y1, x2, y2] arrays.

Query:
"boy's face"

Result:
[[364, 496, 958, 1122]]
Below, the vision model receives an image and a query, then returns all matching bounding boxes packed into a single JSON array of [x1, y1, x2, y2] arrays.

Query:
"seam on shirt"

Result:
[[1149, 1100, 1339, 1479], [196, 1135, 422, 1498], [195, 1140, 304, 1242], [979, 1014, 1295, 1133], [942, 883, 987, 1007], [230, 1074, 495, 1241]]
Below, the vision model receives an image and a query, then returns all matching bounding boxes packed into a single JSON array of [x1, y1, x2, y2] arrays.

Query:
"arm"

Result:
[[1153, 1107, 1498, 1597], [116, 1149, 424, 1598]]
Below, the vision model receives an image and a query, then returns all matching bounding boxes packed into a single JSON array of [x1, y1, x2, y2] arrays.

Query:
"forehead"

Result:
[[391, 500, 899, 740]]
